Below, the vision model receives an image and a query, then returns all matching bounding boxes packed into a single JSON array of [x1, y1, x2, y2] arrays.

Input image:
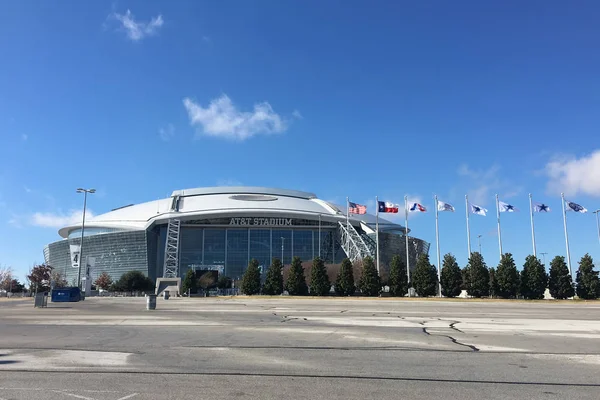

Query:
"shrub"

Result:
[[241, 259, 261, 295], [357, 256, 380, 296], [335, 258, 355, 296], [440, 253, 462, 298]]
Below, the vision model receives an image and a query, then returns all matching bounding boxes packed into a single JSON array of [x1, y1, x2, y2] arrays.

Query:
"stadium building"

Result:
[[44, 187, 430, 287]]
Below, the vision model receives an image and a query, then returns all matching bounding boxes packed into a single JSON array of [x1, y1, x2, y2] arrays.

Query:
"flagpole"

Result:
[[496, 194, 502, 260], [529, 193, 536, 258], [405, 195, 410, 285], [318, 213, 321, 259], [435, 195, 442, 297], [346, 197, 350, 254], [561, 193, 572, 276], [376, 196, 380, 275], [465, 195, 471, 258]]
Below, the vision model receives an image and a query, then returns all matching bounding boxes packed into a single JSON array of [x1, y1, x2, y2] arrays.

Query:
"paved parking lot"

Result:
[[1, 297, 600, 399]]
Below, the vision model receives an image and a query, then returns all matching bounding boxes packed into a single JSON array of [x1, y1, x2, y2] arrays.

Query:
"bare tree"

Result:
[[0, 265, 14, 291]]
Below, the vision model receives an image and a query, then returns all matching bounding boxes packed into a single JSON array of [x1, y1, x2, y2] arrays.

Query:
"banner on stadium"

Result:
[[69, 245, 81, 269]]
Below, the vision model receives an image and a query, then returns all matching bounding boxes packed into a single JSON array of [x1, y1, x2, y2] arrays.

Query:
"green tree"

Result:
[[489, 267, 499, 298], [241, 259, 262, 295], [181, 269, 197, 295], [520, 255, 548, 300], [413, 254, 437, 297], [94, 272, 113, 291], [286, 256, 308, 295], [548, 256, 574, 299], [335, 258, 355, 296], [357, 256, 380, 296], [217, 276, 232, 289], [440, 253, 462, 298], [465, 252, 489, 298], [113, 271, 154, 292], [576, 254, 599, 300], [495, 253, 520, 298], [388, 255, 409, 297], [263, 258, 284, 295], [310, 257, 330, 296]]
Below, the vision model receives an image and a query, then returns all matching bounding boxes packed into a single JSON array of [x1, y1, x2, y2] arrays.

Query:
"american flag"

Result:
[[348, 201, 367, 214]]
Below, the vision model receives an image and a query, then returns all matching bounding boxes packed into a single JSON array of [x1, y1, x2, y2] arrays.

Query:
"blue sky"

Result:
[[2, 1, 600, 281]]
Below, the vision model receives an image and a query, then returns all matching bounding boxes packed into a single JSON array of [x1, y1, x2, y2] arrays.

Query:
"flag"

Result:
[[378, 201, 399, 213], [409, 203, 427, 212], [534, 203, 550, 212], [499, 201, 518, 212], [348, 201, 367, 214], [566, 201, 587, 213], [437, 201, 455, 212], [470, 204, 487, 216]]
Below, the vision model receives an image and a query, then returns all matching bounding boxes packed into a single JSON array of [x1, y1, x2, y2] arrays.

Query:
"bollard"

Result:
[[146, 294, 157, 310], [163, 290, 170, 300]]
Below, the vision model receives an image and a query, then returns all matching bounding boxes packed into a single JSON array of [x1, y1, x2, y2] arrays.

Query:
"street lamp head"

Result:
[[89, 189, 96, 193], [76, 188, 85, 193]]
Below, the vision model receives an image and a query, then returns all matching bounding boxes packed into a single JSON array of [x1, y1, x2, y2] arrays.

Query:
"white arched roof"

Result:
[[58, 186, 404, 238]]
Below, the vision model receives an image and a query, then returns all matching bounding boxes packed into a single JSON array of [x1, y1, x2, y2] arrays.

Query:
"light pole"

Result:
[[477, 235, 482, 254], [280, 237, 285, 264], [594, 210, 600, 246], [76, 188, 95, 289], [540, 252, 548, 266]]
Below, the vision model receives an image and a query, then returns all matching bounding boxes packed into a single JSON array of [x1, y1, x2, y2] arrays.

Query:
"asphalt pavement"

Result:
[[1, 296, 599, 399]]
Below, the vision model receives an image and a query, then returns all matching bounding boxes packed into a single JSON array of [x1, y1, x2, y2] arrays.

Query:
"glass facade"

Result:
[[45, 219, 429, 285], [46, 230, 148, 286]]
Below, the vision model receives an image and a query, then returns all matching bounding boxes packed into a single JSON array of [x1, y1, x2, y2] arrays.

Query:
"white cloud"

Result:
[[23, 186, 32, 193], [21, 134, 28, 141], [183, 94, 288, 140], [159, 124, 175, 141], [202, 35, 211, 43], [30, 209, 95, 228], [109, 9, 164, 41], [457, 164, 519, 206], [545, 150, 600, 197], [292, 110, 303, 119]]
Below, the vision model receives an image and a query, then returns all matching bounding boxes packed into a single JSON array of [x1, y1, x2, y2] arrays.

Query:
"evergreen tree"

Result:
[[440, 253, 462, 298], [548, 256, 574, 299], [335, 258, 355, 296], [388, 255, 409, 297], [286, 256, 308, 296], [576, 254, 600, 300], [357, 256, 380, 296], [488, 267, 499, 298], [241, 258, 262, 295], [413, 254, 437, 297], [263, 258, 284, 295], [466, 252, 489, 298], [495, 253, 520, 299], [520, 255, 548, 300], [182, 269, 197, 295], [309, 257, 330, 296]]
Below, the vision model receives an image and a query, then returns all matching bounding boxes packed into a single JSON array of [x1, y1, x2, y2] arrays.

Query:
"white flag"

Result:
[[437, 201, 455, 212], [566, 201, 587, 213], [470, 204, 487, 216], [498, 201, 518, 212]]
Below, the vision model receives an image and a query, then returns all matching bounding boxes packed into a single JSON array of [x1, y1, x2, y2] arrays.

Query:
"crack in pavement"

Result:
[[422, 327, 479, 352], [449, 321, 464, 333]]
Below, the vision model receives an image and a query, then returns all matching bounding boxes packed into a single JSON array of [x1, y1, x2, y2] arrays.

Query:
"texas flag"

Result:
[[409, 203, 427, 212], [378, 201, 399, 213]]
